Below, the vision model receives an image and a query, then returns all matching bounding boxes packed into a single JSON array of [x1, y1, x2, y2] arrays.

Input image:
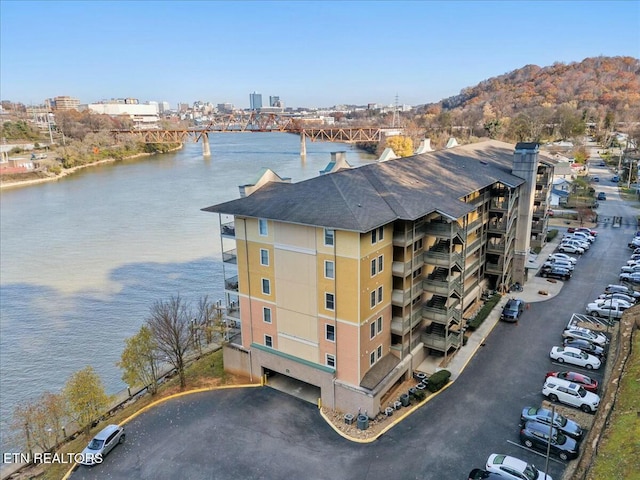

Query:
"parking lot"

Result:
[[70, 207, 637, 479]]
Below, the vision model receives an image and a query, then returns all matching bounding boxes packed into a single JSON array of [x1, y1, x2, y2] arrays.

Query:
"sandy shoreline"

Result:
[[0, 148, 182, 190]]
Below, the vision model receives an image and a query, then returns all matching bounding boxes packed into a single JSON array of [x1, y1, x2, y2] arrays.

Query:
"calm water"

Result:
[[0, 133, 375, 451]]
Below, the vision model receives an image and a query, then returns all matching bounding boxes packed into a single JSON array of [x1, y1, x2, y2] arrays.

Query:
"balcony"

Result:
[[422, 271, 462, 297], [422, 296, 462, 325], [392, 251, 425, 277], [486, 240, 506, 253], [466, 233, 486, 255], [222, 248, 237, 264], [390, 309, 423, 335], [221, 221, 236, 238], [487, 219, 507, 233], [391, 283, 423, 307], [392, 227, 425, 247], [423, 248, 463, 270], [424, 220, 465, 240], [485, 259, 505, 275], [224, 275, 239, 292], [420, 330, 461, 352]]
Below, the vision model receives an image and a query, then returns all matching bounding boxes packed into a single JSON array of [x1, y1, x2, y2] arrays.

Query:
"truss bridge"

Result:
[[108, 112, 402, 157]]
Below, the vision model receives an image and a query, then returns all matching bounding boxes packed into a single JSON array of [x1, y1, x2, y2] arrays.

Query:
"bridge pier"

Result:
[[202, 133, 211, 156], [300, 132, 306, 159]]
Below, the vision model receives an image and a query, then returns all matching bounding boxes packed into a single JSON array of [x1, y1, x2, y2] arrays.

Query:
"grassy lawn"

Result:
[[587, 333, 640, 480]]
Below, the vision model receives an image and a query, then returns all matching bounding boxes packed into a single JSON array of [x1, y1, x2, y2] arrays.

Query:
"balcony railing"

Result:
[[391, 309, 423, 335], [224, 275, 239, 292], [391, 284, 423, 307], [392, 227, 425, 247], [420, 331, 461, 351], [221, 221, 236, 237], [222, 248, 237, 264], [424, 220, 465, 240], [422, 276, 462, 297], [422, 302, 462, 325], [486, 240, 506, 253], [423, 249, 463, 269]]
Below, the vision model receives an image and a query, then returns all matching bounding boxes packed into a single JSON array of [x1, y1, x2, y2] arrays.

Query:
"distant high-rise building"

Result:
[[269, 96, 281, 107], [217, 103, 234, 113], [249, 92, 262, 110], [159, 101, 171, 113]]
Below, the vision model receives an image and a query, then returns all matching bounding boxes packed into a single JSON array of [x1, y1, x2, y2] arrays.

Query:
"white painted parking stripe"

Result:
[[506, 440, 565, 465]]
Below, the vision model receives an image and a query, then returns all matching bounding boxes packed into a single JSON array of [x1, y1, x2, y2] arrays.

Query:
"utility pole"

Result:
[[544, 404, 555, 479], [392, 94, 399, 128]]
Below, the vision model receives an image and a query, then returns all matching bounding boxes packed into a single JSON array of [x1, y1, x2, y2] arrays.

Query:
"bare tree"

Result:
[[10, 391, 67, 454], [147, 295, 193, 389]]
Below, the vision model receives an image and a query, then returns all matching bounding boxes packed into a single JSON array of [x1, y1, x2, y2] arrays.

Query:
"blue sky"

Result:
[[1, 1, 638, 109]]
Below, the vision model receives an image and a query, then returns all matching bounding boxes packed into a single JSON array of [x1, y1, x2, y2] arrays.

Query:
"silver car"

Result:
[[80, 424, 125, 466]]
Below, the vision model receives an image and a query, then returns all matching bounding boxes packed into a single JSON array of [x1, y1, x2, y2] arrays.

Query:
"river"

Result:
[[0, 132, 376, 452]]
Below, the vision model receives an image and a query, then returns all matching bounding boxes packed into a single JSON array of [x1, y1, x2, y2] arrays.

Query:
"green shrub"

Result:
[[427, 370, 451, 392], [413, 389, 426, 401], [467, 294, 502, 331], [546, 229, 559, 241]]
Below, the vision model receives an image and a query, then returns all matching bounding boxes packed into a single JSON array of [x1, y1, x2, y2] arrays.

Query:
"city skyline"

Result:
[[1, 1, 638, 109]]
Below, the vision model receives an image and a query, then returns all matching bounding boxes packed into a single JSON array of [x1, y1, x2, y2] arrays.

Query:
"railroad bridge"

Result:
[[108, 112, 402, 157]]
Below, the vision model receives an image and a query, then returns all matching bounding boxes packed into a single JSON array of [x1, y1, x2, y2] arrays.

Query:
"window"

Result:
[[377, 286, 383, 303], [324, 229, 334, 246], [413, 238, 423, 252], [263, 307, 272, 324], [258, 219, 268, 236], [371, 255, 383, 276], [324, 260, 335, 279], [325, 292, 335, 311], [370, 291, 376, 308], [326, 354, 336, 368], [370, 351, 376, 366], [264, 334, 273, 348], [260, 248, 269, 266], [261, 278, 271, 295], [370, 316, 382, 338], [371, 226, 384, 244], [377, 345, 382, 359], [326, 324, 335, 342], [412, 267, 422, 279]]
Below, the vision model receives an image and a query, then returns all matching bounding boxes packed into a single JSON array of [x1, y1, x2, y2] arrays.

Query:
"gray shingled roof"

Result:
[[202, 140, 532, 232]]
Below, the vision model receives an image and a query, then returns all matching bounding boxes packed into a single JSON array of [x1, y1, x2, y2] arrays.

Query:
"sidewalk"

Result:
[[418, 234, 565, 380]]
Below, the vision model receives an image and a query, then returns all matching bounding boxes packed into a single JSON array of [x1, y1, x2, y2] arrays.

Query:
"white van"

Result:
[[542, 377, 600, 413]]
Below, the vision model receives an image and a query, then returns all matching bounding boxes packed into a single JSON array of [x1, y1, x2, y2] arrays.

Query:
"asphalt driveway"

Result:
[[72, 203, 636, 480]]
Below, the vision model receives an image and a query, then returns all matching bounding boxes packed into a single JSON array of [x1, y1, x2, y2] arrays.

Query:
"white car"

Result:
[[558, 243, 584, 255], [550, 346, 601, 370], [598, 293, 636, 304], [542, 377, 600, 413], [548, 253, 578, 265], [562, 326, 609, 346], [563, 238, 590, 250], [542, 260, 574, 271], [592, 298, 632, 308], [586, 302, 629, 319], [620, 264, 640, 273], [486, 454, 551, 480], [569, 231, 595, 243]]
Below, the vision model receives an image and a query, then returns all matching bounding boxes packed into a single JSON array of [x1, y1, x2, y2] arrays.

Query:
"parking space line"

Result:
[[506, 440, 565, 465]]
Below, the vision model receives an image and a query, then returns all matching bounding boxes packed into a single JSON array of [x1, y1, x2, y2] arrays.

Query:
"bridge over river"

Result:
[[109, 112, 402, 157]]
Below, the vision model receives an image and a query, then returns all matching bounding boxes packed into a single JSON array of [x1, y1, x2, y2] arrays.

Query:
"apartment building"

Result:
[[203, 140, 554, 415]]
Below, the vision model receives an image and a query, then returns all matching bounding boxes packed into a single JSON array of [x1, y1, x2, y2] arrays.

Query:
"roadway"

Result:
[[71, 159, 638, 480]]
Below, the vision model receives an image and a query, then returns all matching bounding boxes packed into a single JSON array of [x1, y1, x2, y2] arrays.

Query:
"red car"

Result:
[[567, 227, 598, 236], [546, 371, 599, 392]]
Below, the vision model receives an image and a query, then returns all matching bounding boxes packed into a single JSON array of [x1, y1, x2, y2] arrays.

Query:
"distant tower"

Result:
[[392, 94, 399, 128], [269, 96, 281, 107], [249, 92, 262, 111]]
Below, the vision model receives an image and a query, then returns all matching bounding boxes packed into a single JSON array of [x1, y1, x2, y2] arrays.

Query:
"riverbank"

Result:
[[0, 146, 183, 190]]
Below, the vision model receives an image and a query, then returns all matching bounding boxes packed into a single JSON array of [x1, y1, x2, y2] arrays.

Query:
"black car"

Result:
[[500, 298, 525, 322], [519, 420, 579, 461], [563, 338, 606, 358], [540, 265, 572, 280], [519, 406, 583, 440], [468, 468, 505, 479]]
